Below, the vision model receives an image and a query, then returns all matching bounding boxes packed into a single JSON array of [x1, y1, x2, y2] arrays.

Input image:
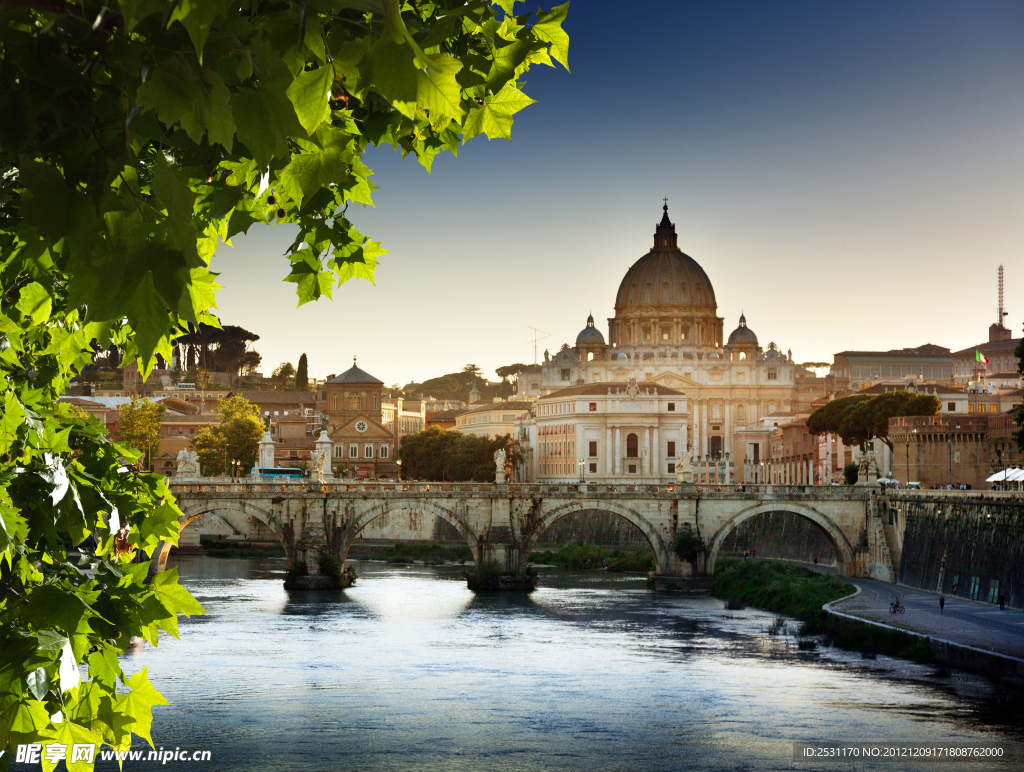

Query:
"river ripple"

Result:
[[111, 556, 1021, 771]]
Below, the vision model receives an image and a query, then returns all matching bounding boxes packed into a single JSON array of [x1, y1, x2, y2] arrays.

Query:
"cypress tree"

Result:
[[296, 353, 308, 391]]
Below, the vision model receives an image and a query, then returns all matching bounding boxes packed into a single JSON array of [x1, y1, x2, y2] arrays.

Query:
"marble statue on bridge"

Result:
[[175, 448, 200, 478], [494, 447, 507, 484]]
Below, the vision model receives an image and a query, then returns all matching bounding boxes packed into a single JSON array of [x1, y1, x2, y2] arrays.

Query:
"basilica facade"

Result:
[[520, 205, 797, 477]]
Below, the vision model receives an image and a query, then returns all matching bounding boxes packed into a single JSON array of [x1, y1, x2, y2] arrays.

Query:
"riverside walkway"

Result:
[[830, 576, 1024, 661], [796, 561, 1024, 662]]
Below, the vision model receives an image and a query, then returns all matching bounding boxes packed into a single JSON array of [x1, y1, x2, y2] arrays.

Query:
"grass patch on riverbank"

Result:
[[529, 543, 655, 572], [713, 560, 932, 663]]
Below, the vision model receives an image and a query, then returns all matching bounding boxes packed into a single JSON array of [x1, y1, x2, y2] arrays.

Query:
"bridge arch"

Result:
[[705, 502, 856, 576], [152, 499, 290, 574], [524, 501, 673, 574], [340, 499, 479, 563]]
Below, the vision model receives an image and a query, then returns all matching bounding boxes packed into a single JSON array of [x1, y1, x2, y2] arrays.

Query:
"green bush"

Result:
[[528, 543, 655, 572], [285, 561, 309, 582], [466, 559, 504, 591], [713, 560, 931, 663]]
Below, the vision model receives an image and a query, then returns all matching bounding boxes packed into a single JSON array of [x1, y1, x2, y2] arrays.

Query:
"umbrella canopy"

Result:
[[986, 468, 1024, 482], [876, 477, 899, 484]]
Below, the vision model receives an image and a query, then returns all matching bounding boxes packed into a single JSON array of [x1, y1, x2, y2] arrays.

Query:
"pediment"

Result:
[[650, 372, 699, 390], [329, 413, 392, 440]]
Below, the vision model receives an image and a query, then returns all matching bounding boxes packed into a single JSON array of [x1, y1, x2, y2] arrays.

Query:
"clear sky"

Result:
[[212, 0, 1024, 386]]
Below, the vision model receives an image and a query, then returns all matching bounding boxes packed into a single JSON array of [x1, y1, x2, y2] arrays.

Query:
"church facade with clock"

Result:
[[518, 205, 799, 481], [322, 359, 396, 479]]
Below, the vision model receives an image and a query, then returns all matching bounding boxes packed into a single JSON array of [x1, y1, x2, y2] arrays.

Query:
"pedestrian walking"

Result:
[[999, 594, 1006, 611], [939, 595, 944, 613]]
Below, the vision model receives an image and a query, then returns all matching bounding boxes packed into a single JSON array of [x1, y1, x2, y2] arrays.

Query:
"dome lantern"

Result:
[[575, 314, 606, 346], [654, 201, 677, 249]]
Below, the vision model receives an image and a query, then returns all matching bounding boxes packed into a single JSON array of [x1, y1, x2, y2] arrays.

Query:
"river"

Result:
[[109, 556, 1021, 771]]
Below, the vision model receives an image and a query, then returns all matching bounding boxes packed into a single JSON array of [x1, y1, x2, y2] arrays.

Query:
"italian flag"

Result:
[[975, 349, 989, 365]]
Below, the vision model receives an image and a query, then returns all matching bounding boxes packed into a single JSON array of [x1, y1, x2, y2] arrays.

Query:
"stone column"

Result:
[[615, 427, 622, 475], [643, 426, 651, 476], [702, 403, 710, 456], [692, 403, 701, 458], [606, 426, 613, 478], [652, 425, 660, 480], [724, 402, 732, 454]]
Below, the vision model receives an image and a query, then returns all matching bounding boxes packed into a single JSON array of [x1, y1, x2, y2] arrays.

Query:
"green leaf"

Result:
[[233, 78, 303, 167], [416, 54, 465, 120], [167, 0, 229, 64], [16, 283, 52, 325], [117, 669, 168, 748], [26, 668, 50, 701], [118, 0, 166, 32], [286, 65, 335, 136], [136, 58, 236, 150], [277, 127, 353, 209], [136, 501, 182, 555], [462, 83, 535, 141], [151, 157, 200, 266], [23, 586, 92, 638], [285, 248, 334, 305], [533, 2, 570, 70], [367, 31, 418, 117]]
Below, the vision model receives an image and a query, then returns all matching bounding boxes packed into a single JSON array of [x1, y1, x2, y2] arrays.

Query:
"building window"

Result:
[[626, 433, 638, 457], [348, 395, 361, 410], [628, 464, 637, 473], [333, 395, 338, 410], [667, 402, 675, 411], [334, 446, 343, 458], [667, 441, 676, 456], [349, 444, 358, 458], [380, 444, 389, 459], [768, 369, 777, 380], [372, 395, 377, 410], [560, 368, 570, 381], [531, 382, 539, 390], [589, 441, 598, 457], [989, 404, 997, 413], [589, 402, 597, 412], [589, 462, 597, 473], [290, 451, 298, 458], [668, 463, 675, 473]]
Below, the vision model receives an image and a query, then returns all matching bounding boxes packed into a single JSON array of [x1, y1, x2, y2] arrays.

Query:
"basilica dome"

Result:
[[609, 204, 723, 349], [727, 314, 758, 346], [576, 314, 606, 345]]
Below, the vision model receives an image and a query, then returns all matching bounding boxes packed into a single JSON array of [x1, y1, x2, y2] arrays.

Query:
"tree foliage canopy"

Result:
[[807, 392, 941, 449], [398, 428, 518, 481], [113, 396, 167, 468], [191, 395, 264, 475], [2, 0, 567, 761]]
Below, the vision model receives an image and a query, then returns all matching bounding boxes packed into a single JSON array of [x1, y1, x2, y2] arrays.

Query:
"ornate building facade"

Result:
[[523, 205, 797, 468]]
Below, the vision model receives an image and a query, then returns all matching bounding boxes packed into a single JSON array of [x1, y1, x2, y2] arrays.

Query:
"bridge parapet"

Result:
[[169, 481, 875, 502]]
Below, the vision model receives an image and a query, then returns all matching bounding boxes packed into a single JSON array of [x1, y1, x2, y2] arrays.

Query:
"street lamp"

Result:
[[578, 458, 585, 482]]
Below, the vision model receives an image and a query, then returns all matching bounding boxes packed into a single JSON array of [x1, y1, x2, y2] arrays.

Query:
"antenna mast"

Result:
[[525, 327, 550, 365], [997, 264, 1007, 326]]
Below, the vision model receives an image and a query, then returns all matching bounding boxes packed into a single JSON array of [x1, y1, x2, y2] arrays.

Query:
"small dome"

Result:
[[576, 314, 606, 346], [727, 313, 758, 346]]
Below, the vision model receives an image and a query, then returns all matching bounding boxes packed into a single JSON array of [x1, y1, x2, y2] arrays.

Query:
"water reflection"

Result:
[[104, 555, 1022, 772]]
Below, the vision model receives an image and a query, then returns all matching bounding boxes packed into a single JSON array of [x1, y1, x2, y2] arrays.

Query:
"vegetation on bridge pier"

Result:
[[465, 561, 537, 593], [284, 557, 356, 591], [713, 560, 931, 662]]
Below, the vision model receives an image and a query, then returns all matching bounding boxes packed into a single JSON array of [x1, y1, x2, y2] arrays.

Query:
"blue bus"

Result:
[[251, 467, 305, 480]]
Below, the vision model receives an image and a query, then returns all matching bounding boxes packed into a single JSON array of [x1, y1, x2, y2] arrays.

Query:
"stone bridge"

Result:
[[159, 480, 896, 582]]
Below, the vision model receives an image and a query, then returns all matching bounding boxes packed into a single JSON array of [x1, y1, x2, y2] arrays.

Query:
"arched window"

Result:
[[348, 395, 361, 410], [371, 394, 377, 410], [626, 433, 639, 458], [332, 394, 338, 410], [739, 352, 746, 360]]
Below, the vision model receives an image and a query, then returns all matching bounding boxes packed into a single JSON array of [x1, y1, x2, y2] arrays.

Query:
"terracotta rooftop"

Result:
[[427, 408, 470, 422], [835, 344, 951, 359], [951, 338, 1022, 357], [462, 401, 534, 415], [241, 391, 318, 404]]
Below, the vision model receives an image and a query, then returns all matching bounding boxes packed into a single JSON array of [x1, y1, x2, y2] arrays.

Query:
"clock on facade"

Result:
[[355, 420, 368, 433]]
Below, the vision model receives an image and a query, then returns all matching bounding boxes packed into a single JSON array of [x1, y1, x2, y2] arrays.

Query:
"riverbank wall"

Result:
[[894, 497, 1023, 610]]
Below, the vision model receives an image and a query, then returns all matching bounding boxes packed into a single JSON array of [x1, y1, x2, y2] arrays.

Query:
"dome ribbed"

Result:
[[613, 205, 717, 315], [727, 313, 758, 345], [576, 314, 606, 345]]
